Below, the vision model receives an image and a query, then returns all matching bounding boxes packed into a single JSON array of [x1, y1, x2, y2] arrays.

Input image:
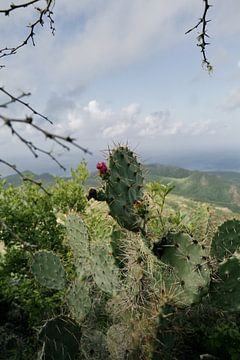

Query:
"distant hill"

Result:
[[2, 164, 240, 213], [1, 171, 57, 187], [145, 164, 240, 213]]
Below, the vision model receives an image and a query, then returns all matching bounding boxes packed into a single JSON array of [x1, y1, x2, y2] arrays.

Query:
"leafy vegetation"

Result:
[[1, 151, 240, 359]]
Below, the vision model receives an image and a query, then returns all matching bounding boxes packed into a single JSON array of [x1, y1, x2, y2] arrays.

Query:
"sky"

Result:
[[1, 0, 240, 175]]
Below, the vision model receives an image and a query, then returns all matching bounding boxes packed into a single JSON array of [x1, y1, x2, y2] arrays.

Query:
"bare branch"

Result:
[[0, 0, 56, 61], [0, 87, 52, 124], [0, 158, 50, 195], [0, 0, 41, 15], [0, 87, 92, 180], [185, 0, 213, 73]]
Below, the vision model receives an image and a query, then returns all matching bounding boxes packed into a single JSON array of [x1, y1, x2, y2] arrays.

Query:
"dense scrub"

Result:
[[1, 151, 240, 359]]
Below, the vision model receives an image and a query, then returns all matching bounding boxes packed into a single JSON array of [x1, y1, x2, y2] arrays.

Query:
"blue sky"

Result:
[[1, 0, 240, 175]]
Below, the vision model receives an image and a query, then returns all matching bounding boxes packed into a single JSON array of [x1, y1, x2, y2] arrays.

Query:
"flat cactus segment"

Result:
[[38, 316, 81, 360], [66, 281, 92, 323], [161, 233, 210, 306], [210, 256, 240, 312], [65, 213, 89, 258], [111, 230, 126, 269], [31, 251, 66, 290], [65, 214, 91, 279], [105, 146, 145, 232], [211, 219, 240, 261], [92, 246, 120, 294], [80, 330, 109, 359], [107, 324, 131, 360]]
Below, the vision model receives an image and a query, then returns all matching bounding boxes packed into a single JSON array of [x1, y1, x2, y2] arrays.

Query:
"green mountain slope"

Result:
[[145, 165, 240, 212], [1, 171, 56, 187], [2, 163, 240, 213]]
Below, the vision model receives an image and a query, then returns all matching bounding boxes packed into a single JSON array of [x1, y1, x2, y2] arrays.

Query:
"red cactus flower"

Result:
[[96, 162, 108, 176]]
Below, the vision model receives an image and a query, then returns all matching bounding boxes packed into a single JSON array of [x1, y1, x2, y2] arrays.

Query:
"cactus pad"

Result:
[[80, 330, 109, 359], [105, 146, 145, 232], [92, 246, 120, 294], [66, 281, 92, 323], [38, 316, 81, 360], [107, 324, 131, 360], [65, 214, 91, 279], [211, 219, 240, 261], [210, 256, 240, 312], [65, 213, 89, 259], [161, 233, 210, 306], [31, 250, 66, 290]]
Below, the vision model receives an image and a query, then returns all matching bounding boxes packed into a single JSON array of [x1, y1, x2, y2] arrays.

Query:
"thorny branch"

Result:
[[185, 0, 213, 73], [0, 0, 56, 62], [0, 1, 92, 187], [0, 87, 92, 187]]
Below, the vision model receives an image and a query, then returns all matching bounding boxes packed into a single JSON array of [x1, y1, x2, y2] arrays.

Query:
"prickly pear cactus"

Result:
[[65, 213, 91, 279], [110, 229, 126, 269], [92, 246, 120, 294], [31, 250, 66, 290], [65, 280, 92, 323], [107, 324, 131, 360], [80, 329, 109, 359], [210, 256, 240, 312], [65, 213, 120, 295], [65, 213, 89, 259], [161, 233, 210, 306], [90, 146, 146, 232], [105, 146, 145, 232], [211, 219, 240, 262], [38, 316, 81, 360]]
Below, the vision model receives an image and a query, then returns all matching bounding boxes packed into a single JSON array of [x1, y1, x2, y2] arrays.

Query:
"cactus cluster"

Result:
[[28, 145, 240, 359]]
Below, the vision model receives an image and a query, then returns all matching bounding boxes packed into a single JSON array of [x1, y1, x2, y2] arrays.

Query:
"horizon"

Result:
[[1, 1, 240, 176], [3, 148, 240, 177]]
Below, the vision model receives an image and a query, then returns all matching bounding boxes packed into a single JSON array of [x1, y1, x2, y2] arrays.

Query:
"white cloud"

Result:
[[0, 0, 199, 94], [122, 103, 141, 117], [222, 88, 240, 111], [44, 98, 216, 141]]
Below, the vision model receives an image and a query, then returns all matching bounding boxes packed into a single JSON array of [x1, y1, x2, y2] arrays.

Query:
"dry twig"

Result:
[[0, 0, 56, 62], [0, 87, 91, 187], [186, 0, 213, 72]]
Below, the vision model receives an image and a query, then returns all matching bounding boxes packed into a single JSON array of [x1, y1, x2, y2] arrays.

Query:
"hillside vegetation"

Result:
[[146, 164, 240, 213], [3, 164, 240, 213], [2, 154, 240, 359]]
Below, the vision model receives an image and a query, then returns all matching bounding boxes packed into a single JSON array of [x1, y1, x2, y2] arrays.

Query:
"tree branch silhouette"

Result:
[[186, 0, 213, 73], [0, 0, 55, 62], [0, 88, 91, 182], [0, 1, 91, 184]]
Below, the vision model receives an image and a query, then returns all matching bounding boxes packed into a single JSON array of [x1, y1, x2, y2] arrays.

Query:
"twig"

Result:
[[0, 0, 55, 60], [0, 87, 52, 124], [0, 158, 51, 195], [0, 115, 92, 155], [0, 0, 41, 15], [0, 87, 92, 176], [185, 0, 213, 73]]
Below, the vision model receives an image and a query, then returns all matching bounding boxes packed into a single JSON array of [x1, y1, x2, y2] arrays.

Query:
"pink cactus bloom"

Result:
[[96, 162, 108, 175]]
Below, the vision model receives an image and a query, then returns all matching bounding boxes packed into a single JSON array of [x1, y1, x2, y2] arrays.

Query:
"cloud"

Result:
[[1, 0, 199, 94], [222, 88, 240, 111], [43, 97, 217, 142]]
